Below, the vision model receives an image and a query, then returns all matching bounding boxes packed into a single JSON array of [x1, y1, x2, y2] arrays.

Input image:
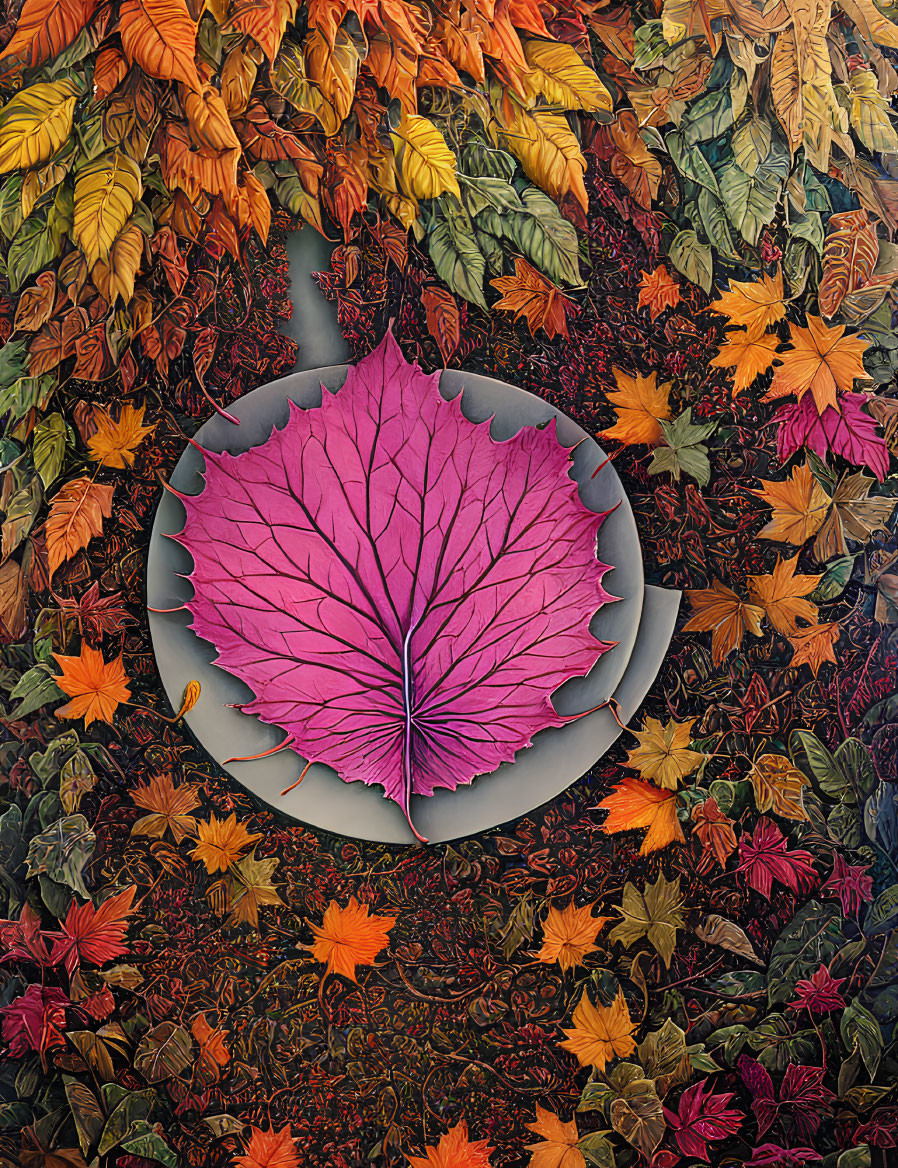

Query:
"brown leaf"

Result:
[[749, 753, 809, 820], [491, 257, 575, 339], [14, 272, 56, 332], [0, 558, 28, 642], [682, 579, 765, 664], [813, 470, 896, 559], [818, 209, 881, 318], [747, 554, 822, 635], [693, 913, 762, 963], [422, 285, 460, 365]]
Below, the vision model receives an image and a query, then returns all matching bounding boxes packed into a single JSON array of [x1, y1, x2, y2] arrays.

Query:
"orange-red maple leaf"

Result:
[[233, 1124, 299, 1168], [691, 796, 738, 868], [51, 643, 131, 727], [709, 331, 779, 391], [491, 258, 576, 339], [61, 885, 137, 970], [524, 1105, 585, 1168], [559, 988, 636, 1071], [788, 621, 840, 676], [190, 812, 262, 874], [682, 579, 765, 665], [600, 368, 671, 445], [708, 268, 786, 337], [747, 554, 822, 635], [596, 776, 684, 855], [310, 896, 395, 981], [130, 772, 201, 843], [406, 1120, 495, 1168], [537, 902, 608, 972], [637, 265, 681, 321]]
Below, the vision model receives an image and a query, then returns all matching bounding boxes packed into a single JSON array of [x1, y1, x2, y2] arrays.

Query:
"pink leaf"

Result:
[[664, 1081, 744, 1159], [775, 392, 889, 480], [0, 985, 69, 1063], [177, 333, 617, 838], [737, 818, 817, 899]]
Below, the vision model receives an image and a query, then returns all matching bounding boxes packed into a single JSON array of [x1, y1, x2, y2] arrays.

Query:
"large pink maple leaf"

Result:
[[176, 333, 617, 839]]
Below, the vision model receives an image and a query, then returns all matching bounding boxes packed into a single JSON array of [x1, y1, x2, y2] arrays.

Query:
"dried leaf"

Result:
[[51, 643, 130, 727], [709, 331, 779, 391], [190, 813, 261, 874], [682, 579, 765, 665], [559, 988, 636, 1070], [708, 268, 786, 337], [767, 316, 869, 415], [45, 477, 113, 579], [788, 621, 840, 676], [597, 776, 685, 855], [754, 462, 833, 545], [309, 897, 395, 982], [524, 1106, 585, 1168], [609, 873, 686, 968], [87, 403, 155, 469], [537, 902, 607, 972], [422, 285, 460, 364], [491, 257, 575, 339], [637, 266, 681, 321], [747, 554, 822, 635], [626, 716, 703, 790], [749, 753, 809, 820]]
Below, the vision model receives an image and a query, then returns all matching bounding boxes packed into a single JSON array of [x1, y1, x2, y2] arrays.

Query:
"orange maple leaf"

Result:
[[709, 330, 779, 391], [766, 316, 869, 414], [190, 812, 262, 874], [708, 268, 786, 337], [691, 796, 738, 868], [406, 1120, 495, 1168], [233, 1124, 299, 1168], [88, 403, 156, 470], [754, 462, 832, 545], [788, 621, 840, 676], [682, 579, 765, 665], [491, 258, 575, 339], [52, 643, 131, 727], [191, 1011, 229, 1068], [61, 885, 137, 968], [130, 772, 201, 843], [600, 368, 671, 445], [524, 1105, 584, 1168], [637, 265, 681, 321], [748, 554, 822, 635], [559, 988, 636, 1071], [537, 902, 608, 972], [596, 776, 684, 855], [310, 896, 395, 981]]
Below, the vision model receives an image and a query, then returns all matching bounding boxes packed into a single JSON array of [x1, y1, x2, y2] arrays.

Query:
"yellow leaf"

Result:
[[627, 716, 704, 790], [709, 331, 780, 392], [766, 316, 869, 415], [305, 26, 361, 129], [560, 989, 636, 1071], [52, 643, 131, 727], [597, 776, 684, 855], [88, 403, 155, 469], [754, 462, 833, 545], [497, 99, 588, 210], [46, 477, 114, 580], [600, 368, 671, 446], [841, 0, 898, 48], [227, 851, 284, 927], [849, 69, 898, 153], [522, 39, 613, 114], [119, 0, 201, 90], [682, 578, 765, 665], [537, 902, 608, 972], [708, 268, 786, 336], [391, 112, 460, 201], [0, 80, 77, 173], [747, 553, 822, 635], [525, 1106, 585, 1168], [749, 753, 809, 820], [74, 150, 143, 267], [90, 221, 145, 304], [190, 812, 262, 874], [788, 620, 840, 676], [770, 31, 802, 149]]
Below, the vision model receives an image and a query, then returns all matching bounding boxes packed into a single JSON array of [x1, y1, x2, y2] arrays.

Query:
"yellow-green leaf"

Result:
[[73, 150, 143, 267], [0, 81, 77, 173]]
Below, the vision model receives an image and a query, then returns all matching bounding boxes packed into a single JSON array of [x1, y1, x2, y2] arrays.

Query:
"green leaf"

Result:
[[637, 1018, 688, 1096], [7, 184, 72, 293], [0, 337, 28, 386], [7, 663, 63, 720], [134, 1022, 194, 1082], [812, 554, 857, 602], [633, 21, 668, 69], [458, 174, 524, 218], [732, 117, 772, 175], [828, 800, 864, 849], [121, 1130, 178, 1167], [428, 202, 487, 309], [667, 131, 720, 196], [683, 87, 734, 143], [789, 209, 825, 253], [29, 730, 81, 785], [31, 413, 67, 489], [459, 142, 517, 180], [864, 883, 898, 937], [25, 814, 95, 899], [789, 730, 846, 797], [719, 163, 780, 246], [0, 174, 24, 240], [507, 187, 581, 286], [578, 1131, 616, 1168], [835, 739, 877, 800], [97, 1085, 156, 1155], [767, 900, 847, 1006], [609, 873, 685, 969], [668, 229, 713, 293], [609, 1078, 665, 1160], [836, 1146, 872, 1168], [648, 408, 716, 486], [841, 1000, 882, 1079], [1, 476, 41, 557], [697, 187, 741, 261]]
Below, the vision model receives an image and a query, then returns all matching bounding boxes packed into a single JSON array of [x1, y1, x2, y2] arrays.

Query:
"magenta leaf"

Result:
[[176, 333, 617, 839], [775, 392, 889, 480], [737, 818, 817, 899], [663, 1081, 744, 1159]]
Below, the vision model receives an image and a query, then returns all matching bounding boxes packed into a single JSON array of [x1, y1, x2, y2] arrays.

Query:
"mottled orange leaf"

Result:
[[119, 0, 201, 90], [597, 776, 684, 855], [88, 403, 155, 469], [0, 0, 97, 70], [691, 796, 737, 868], [637, 265, 681, 321], [406, 1120, 495, 1168], [310, 897, 395, 982], [682, 579, 765, 665], [748, 554, 822, 635], [709, 331, 779, 391], [788, 621, 840, 676], [524, 1105, 585, 1168], [130, 772, 200, 843], [600, 368, 671, 446], [767, 316, 869, 414], [708, 268, 786, 337], [559, 988, 636, 1070], [626, 716, 704, 790], [491, 258, 575, 339], [52, 643, 131, 727], [537, 902, 608, 972], [190, 812, 262, 874], [233, 1124, 299, 1168], [422, 285, 461, 364], [13, 272, 56, 332], [754, 463, 832, 545], [226, 0, 300, 62]]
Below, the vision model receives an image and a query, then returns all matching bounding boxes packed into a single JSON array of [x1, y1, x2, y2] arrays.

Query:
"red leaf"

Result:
[[737, 818, 817, 899], [193, 327, 218, 387], [177, 333, 616, 838], [0, 985, 69, 1064], [422, 285, 461, 364], [61, 885, 137, 973], [664, 1081, 744, 1159]]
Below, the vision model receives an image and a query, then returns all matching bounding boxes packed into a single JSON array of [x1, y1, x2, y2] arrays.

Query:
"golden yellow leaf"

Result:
[[682, 578, 765, 665], [391, 112, 460, 202], [309, 897, 395, 981], [522, 39, 613, 114], [46, 478, 114, 580], [537, 902, 608, 972], [709, 330, 779, 392], [90, 221, 145, 305], [749, 753, 809, 820], [88, 403, 155, 469], [754, 462, 832, 545], [498, 100, 588, 210], [524, 1106, 585, 1168], [766, 316, 869, 414], [788, 620, 840, 676], [597, 776, 684, 855], [708, 268, 786, 337], [627, 716, 704, 790], [600, 368, 671, 446], [560, 989, 636, 1071], [841, 0, 898, 48], [771, 30, 802, 148], [52, 643, 131, 727], [73, 150, 143, 267], [190, 812, 262, 874], [747, 553, 822, 635], [0, 80, 77, 173], [130, 772, 201, 842], [305, 26, 361, 130], [227, 851, 284, 927], [849, 69, 898, 153], [119, 0, 201, 90]]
